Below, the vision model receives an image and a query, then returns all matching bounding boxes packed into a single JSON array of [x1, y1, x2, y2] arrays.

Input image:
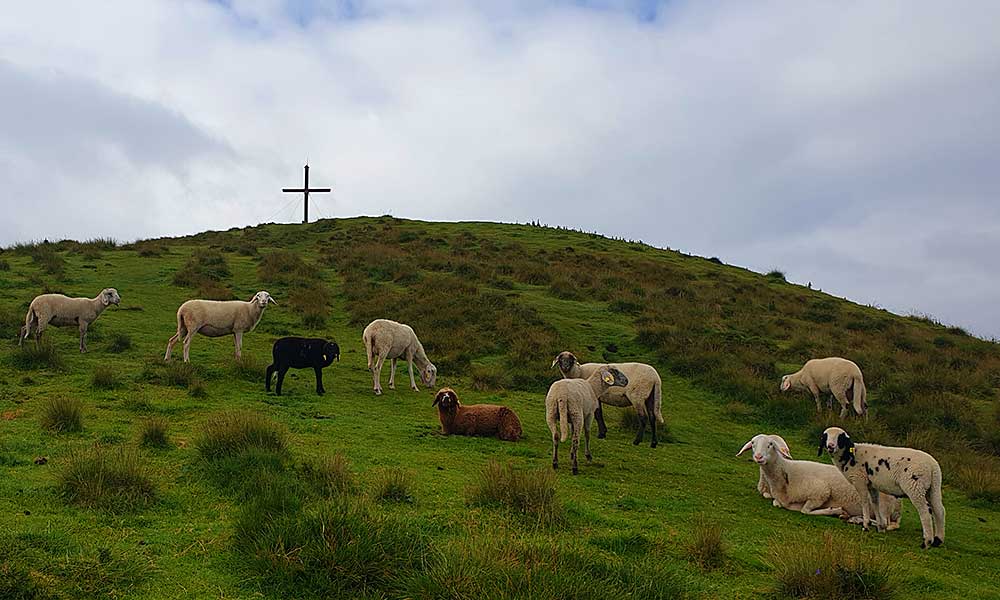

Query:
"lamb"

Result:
[[781, 357, 867, 419], [738, 434, 902, 528], [551, 351, 663, 447], [362, 319, 437, 395], [432, 387, 522, 441], [820, 426, 944, 548], [265, 337, 340, 396], [545, 366, 629, 475], [164, 291, 276, 362], [19, 288, 121, 353], [748, 434, 791, 499]]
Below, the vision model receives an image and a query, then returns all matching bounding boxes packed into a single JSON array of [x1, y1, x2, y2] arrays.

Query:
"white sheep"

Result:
[[781, 357, 867, 419], [19, 288, 121, 353], [362, 319, 437, 395], [820, 426, 944, 548], [163, 291, 276, 363], [546, 366, 629, 475], [738, 433, 902, 528], [552, 351, 664, 447]]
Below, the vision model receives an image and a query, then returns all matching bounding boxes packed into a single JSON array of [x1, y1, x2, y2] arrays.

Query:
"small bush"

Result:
[[195, 279, 233, 300], [197, 411, 288, 460], [768, 530, 894, 599], [0, 259, 9, 271], [172, 248, 230, 288], [163, 362, 198, 387], [57, 447, 156, 511], [766, 269, 786, 282], [139, 417, 170, 449], [301, 453, 355, 497], [91, 365, 117, 390], [470, 363, 505, 391], [372, 467, 415, 504], [466, 460, 562, 525], [188, 377, 208, 398], [10, 342, 64, 371], [685, 516, 725, 570], [40, 397, 83, 433], [106, 333, 132, 353]]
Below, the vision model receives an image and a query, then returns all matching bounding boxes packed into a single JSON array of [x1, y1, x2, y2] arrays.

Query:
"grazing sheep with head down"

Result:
[[20, 288, 121, 353], [820, 426, 944, 548], [738, 433, 901, 528], [265, 337, 340, 396], [363, 319, 437, 395], [432, 388, 522, 441], [164, 291, 276, 363], [546, 366, 629, 475], [552, 351, 663, 447], [781, 357, 867, 419]]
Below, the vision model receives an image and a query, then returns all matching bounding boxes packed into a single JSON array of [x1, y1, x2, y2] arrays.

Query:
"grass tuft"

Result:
[[767, 530, 894, 599], [106, 332, 132, 353], [10, 341, 64, 371], [57, 446, 157, 511], [372, 467, 415, 504], [40, 397, 83, 433], [91, 365, 117, 390], [466, 460, 562, 525], [685, 516, 725, 570], [139, 417, 170, 449], [197, 411, 288, 460], [300, 453, 355, 497], [232, 354, 265, 383]]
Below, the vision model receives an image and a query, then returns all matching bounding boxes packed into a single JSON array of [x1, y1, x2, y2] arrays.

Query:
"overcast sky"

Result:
[[1, 1, 998, 338]]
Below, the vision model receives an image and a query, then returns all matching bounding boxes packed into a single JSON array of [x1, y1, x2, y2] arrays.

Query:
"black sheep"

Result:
[[265, 337, 340, 396]]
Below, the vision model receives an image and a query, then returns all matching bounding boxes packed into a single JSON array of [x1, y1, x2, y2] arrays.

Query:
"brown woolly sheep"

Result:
[[432, 388, 522, 442]]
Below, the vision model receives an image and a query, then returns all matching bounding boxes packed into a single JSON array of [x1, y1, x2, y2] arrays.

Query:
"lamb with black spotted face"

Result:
[[819, 426, 946, 549]]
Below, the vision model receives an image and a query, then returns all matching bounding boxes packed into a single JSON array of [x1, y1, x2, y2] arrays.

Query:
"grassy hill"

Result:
[[1, 216, 999, 599]]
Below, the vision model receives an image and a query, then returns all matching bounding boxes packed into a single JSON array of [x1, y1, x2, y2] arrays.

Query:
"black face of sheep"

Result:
[[265, 337, 340, 396], [551, 351, 577, 374]]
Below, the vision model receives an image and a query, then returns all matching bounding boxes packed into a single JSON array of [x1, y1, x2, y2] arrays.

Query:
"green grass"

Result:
[[0, 217, 998, 598]]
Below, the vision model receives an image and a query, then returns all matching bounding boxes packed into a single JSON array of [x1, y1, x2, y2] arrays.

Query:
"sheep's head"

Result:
[[251, 291, 277, 308], [551, 351, 578, 375], [432, 387, 459, 412], [779, 375, 792, 392], [599, 366, 629, 388], [737, 434, 792, 465], [421, 363, 438, 387], [818, 426, 852, 457], [101, 288, 121, 306], [323, 341, 340, 366]]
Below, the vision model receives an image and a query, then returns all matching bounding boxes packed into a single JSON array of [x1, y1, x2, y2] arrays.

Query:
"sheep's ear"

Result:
[[267, 295, 277, 305], [432, 391, 442, 407], [817, 433, 827, 457], [551, 356, 560, 369], [736, 440, 754, 457], [101, 292, 110, 306], [601, 369, 614, 385], [778, 444, 793, 459]]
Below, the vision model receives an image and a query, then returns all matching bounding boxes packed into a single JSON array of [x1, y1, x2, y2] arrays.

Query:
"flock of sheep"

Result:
[[16, 287, 946, 548]]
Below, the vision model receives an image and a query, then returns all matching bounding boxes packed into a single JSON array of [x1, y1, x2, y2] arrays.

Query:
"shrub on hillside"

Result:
[[40, 397, 83, 433], [0, 259, 9, 271], [139, 417, 170, 449], [57, 447, 156, 511], [172, 248, 230, 288], [257, 250, 319, 285], [197, 411, 288, 460]]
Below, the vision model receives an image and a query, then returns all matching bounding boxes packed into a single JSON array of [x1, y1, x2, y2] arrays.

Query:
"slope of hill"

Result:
[[1, 216, 998, 599]]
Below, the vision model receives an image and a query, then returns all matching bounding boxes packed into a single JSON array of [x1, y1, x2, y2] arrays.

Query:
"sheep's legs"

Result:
[[646, 394, 658, 448], [583, 413, 593, 462], [930, 485, 946, 544], [799, 499, 844, 516], [233, 332, 243, 360], [407, 357, 418, 391], [551, 432, 559, 470], [909, 491, 936, 548], [276, 367, 288, 396], [265, 364, 276, 391], [571, 431, 580, 475], [78, 322, 88, 353], [314, 366, 325, 395], [633, 407, 647, 446], [182, 330, 195, 363], [388, 359, 397, 390], [164, 332, 181, 361], [594, 405, 608, 439], [372, 355, 385, 395]]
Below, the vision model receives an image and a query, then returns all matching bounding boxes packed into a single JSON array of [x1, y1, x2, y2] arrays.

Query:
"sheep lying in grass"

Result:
[[432, 388, 522, 441], [546, 366, 629, 475], [781, 357, 867, 419], [738, 433, 901, 528], [265, 337, 340, 396], [20, 288, 121, 353], [552, 351, 663, 447], [747, 434, 791, 499], [820, 426, 943, 548], [164, 291, 275, 363], [363, 319, 437, 395]]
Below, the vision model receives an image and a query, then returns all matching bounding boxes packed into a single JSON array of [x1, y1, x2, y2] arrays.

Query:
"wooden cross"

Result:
[[282, 163, 331, 224]]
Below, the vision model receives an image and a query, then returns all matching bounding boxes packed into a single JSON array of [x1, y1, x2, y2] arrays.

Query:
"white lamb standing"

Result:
[[20, 288, 121, 353], [781, 357, 867, 419]]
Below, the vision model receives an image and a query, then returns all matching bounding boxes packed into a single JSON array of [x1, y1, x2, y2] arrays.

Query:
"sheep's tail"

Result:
[[854, 375, 868, 420], [363, 331, 375, 371], [652, 381, 663, 424], [558, 396, 569, 443], [929, 463, 946, 542]]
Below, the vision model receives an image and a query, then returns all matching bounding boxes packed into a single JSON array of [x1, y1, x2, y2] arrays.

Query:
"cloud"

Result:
[[0, 1, 998, 337]]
